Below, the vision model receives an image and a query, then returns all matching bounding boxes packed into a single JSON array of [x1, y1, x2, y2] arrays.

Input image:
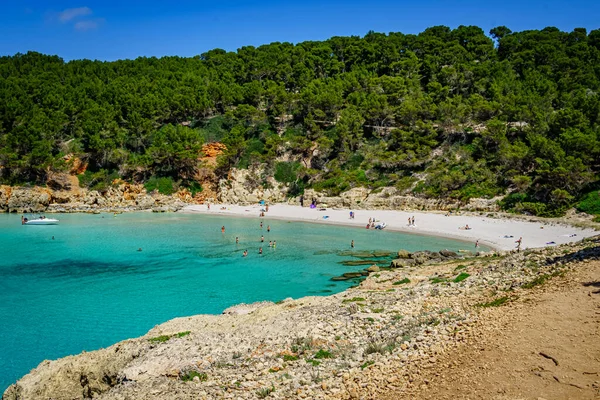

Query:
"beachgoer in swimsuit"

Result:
[[351, 240, 354, 248], [273, 240, 276, 248], [243, 250, 248, 257], [236, 237, 239, 244], [260, 221, 263, 228], [221, 226, 225, 233], [267, 225, 270, 232], [269, 241, 272, 247], [259, 247, 263, 254], [261, 235, 264, 242]]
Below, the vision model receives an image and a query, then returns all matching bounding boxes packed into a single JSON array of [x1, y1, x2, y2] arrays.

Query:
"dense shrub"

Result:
[[145, 177, 176, 195], [577, 190, 600, 215]]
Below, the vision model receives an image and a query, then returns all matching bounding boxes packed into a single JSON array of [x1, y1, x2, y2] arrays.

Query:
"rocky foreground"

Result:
[[4, 236, 599, 400]]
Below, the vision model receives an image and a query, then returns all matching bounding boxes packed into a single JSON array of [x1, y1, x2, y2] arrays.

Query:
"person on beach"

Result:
[[411, 216, 415, 226], [259, 247, 263, 254], [207, 203, 210, 210], [236, 237, 239, 244], [260, 221, 263, 228], [265, 204, 269, 212], [408, 217, 411, 226], [261, 235, 264, 242], [300, 195, 304, 207], [267, 225, 271, 232], [366, 223, 370, 229], [351, 240, 354, 248], [221, 226, 225, 233], [475, 239, 479, 248], [515, 237, 522, 252], [243, 250, 248, 257]]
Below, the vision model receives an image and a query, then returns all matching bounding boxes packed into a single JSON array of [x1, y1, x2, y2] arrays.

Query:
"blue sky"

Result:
[[1, 0, 599, 61]]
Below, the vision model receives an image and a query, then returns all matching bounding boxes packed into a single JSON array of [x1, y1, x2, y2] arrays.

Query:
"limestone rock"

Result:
[[391, 258, 416, 268], [439, 249, 458, 258], [397, 250, 411, 259], [46, 172, 71, 191], [6, 187, 52, 213]]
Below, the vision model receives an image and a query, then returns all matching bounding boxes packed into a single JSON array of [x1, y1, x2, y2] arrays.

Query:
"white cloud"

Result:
[[58, 7, 92, 23], [74, 19, 103, 31]]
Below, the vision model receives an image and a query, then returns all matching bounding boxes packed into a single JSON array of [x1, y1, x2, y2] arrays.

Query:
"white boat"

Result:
[[22, 217, 59, 225]]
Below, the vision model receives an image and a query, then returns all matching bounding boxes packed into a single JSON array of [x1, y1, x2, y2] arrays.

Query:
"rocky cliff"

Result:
[[0, 183, 190, 214], [297, 187, 500, 212]]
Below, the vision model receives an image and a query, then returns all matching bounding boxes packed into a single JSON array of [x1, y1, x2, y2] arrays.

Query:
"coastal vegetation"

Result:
[[1, 26, 599, 216]]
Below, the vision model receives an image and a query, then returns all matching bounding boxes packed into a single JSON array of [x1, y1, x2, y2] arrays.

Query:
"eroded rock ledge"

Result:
[[0, 183, 188, 214], [4, 237, 599, 400]]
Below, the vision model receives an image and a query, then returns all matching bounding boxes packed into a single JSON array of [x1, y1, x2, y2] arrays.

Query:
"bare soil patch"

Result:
[[389, 261, 600, 400]]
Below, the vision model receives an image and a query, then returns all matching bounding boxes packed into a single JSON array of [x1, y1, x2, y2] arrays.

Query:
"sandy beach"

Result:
[[181, 203, 598, 251]]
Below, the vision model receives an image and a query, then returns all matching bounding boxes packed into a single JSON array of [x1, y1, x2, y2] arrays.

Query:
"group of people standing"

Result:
[[224, 221, 275, 257]]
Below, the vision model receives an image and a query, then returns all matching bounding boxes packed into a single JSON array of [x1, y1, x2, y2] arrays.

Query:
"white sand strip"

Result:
[[181, 204, 598, 251]]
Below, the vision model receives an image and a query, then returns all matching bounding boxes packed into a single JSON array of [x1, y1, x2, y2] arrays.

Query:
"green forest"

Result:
[[1, 25, 599, 217]]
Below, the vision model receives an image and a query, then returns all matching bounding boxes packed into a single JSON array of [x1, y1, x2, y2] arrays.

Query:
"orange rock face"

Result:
[[63, 154, 88, 175], [201, 142, 227, 161]]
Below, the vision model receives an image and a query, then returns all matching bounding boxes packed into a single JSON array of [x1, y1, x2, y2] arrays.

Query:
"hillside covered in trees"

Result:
[[1, 25, 599, 216]]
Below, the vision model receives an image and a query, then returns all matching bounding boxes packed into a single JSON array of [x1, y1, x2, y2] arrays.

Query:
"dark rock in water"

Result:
[[396, 250, 411, 259], [349, 252, 377, 258], [439, 249, 458, 258], [342, 272, 363, 278], [390, 258, 416, 268], [337, 250, 392, 259], [331, 276, 351, 281], [372, 251, 392, 258], [340, 260, 380, 266]]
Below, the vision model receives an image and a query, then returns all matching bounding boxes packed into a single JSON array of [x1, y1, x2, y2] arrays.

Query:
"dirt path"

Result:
[[389, 260, 600, 400]]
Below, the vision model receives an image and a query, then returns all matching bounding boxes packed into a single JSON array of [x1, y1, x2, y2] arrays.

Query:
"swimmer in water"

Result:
[[243, 250, 248, 257], [236, 236, 239, 244], [221, 226, 225, 233]]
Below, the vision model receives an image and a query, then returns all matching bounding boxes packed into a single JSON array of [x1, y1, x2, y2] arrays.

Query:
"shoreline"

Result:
[[180, 203, 599, 251], [6, 234, 599, 399]]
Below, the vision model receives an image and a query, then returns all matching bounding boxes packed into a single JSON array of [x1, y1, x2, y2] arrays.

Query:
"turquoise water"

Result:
[[0, 212, 480, 391]]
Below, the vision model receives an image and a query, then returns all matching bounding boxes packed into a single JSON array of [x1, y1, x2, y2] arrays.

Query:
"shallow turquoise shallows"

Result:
[[0, 212, 482, 390]]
